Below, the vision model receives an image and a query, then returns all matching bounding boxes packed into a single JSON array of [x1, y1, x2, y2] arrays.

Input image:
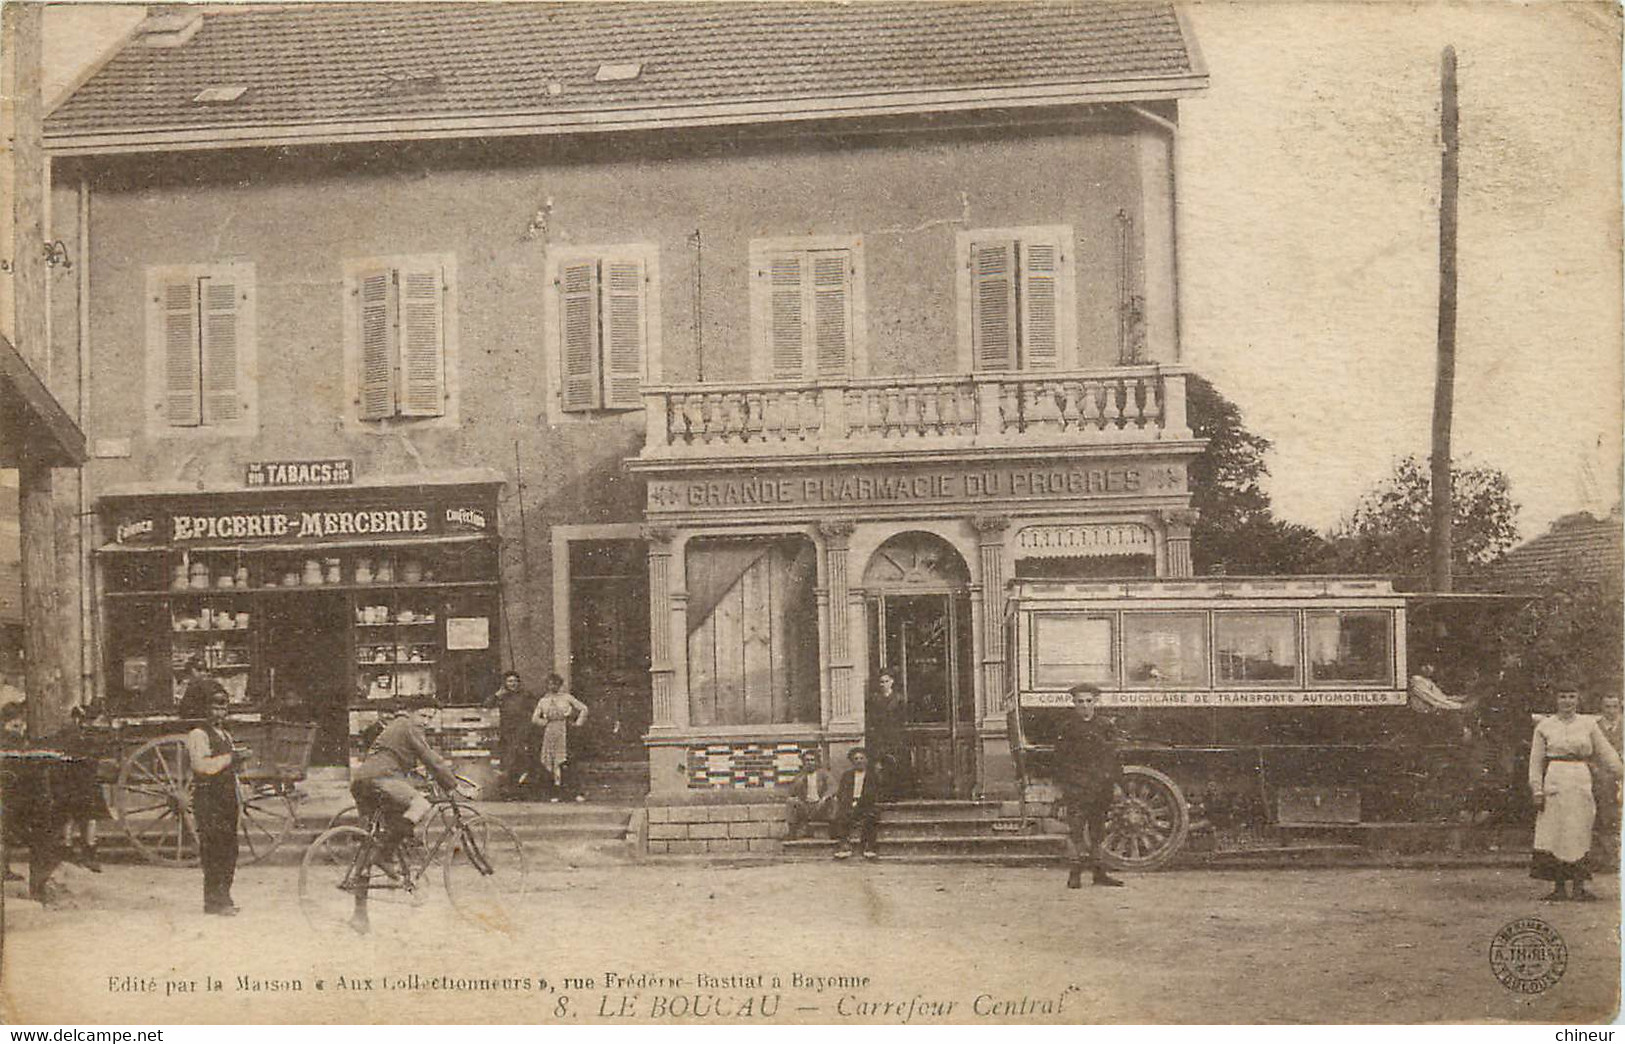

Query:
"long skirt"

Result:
[[539, 720, 569, 775], [1531, 761, 1595, 882]]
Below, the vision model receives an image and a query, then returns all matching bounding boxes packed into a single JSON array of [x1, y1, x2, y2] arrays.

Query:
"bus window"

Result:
[[1214, 611, 1299, 686], [1123, 612, 1209, 688], [1031, 613, 1114, 688], [1306, 610, 1393, 685]]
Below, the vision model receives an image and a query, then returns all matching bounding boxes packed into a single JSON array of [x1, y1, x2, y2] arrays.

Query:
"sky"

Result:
[[25, 0, 1625, 543]]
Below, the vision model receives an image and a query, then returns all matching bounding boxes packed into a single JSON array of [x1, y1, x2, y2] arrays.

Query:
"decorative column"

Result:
[[642, 524, 686, 731], [971, 514, 1011, 720], [1161, 508, 1198, 578], [819, 519, 859, 726]]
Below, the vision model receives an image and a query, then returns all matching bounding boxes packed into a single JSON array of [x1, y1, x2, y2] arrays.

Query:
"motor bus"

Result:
[[1004, 576, 1518, 869]]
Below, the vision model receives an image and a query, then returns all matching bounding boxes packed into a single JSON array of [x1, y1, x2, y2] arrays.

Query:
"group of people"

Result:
[[485, 670, 589, 802]]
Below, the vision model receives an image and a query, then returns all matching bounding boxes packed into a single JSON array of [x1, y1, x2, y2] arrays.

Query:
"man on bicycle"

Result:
[[350, 695, 460, 869]]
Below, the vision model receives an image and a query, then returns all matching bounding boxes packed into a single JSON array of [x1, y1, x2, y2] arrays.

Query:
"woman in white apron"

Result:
[[1529, 685, 1622, 900]]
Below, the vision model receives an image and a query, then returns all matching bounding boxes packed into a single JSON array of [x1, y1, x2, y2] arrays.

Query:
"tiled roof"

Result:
[[46, 2, 1203, 152], [1472, 511, 1624, 592]]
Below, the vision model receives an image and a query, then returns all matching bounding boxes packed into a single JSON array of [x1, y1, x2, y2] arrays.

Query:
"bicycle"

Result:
[[298, 773, 527, 935]]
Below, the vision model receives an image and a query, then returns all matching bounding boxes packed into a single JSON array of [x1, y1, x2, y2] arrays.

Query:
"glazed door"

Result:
[[868, 593, 976, 798]]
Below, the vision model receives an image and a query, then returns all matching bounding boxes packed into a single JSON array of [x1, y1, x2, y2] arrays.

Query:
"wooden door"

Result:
[[869, 593, 976, 798]]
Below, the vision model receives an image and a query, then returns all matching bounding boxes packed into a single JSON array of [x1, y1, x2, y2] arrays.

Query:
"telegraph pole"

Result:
[[1430, 46, 1459, 592]]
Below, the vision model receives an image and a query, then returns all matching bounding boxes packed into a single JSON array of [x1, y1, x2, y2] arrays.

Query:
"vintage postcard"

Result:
[[0, 0, 1619, 1027]]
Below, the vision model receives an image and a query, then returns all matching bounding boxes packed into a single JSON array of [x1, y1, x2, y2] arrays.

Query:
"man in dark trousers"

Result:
[[186, 689, 249, 915], [832, 746, 882, 860], [483, 670, 538, 799], [1054, 682, 1124, 889]]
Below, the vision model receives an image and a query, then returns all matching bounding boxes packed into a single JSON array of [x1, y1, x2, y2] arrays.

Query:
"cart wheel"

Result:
[[1101, 765, 1189, 872], [238, 782, 299, 864], [112, 735, 199, 866]]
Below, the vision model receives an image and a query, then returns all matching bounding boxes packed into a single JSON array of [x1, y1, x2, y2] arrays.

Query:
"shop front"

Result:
[[95, 473, 505, 780], [629, 453, 1201, 802]]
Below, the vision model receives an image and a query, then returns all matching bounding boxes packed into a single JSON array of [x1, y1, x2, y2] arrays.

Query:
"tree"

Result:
[[1326, 455, 1519, 580], [1499, 569, 1623, 699], [1186, 375, 1328, 574]]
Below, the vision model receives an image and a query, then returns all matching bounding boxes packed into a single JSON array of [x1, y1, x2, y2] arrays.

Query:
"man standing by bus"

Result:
[[1055, 682, 1124, 889]]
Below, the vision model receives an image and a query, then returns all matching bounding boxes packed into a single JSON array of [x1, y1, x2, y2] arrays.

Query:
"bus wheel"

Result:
[[1102, 766, 1189, 871]]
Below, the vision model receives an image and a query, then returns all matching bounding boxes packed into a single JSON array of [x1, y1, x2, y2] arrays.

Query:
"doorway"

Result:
[[862, 533, 976, 799], [262, 592, 350, 766]]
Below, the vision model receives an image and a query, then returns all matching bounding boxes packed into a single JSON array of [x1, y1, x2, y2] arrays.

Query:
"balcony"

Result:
[[636, 366, 1194, 464]]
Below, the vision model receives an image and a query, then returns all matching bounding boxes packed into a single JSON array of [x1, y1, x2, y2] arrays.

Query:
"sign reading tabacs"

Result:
[[245, 459, 354, 487]]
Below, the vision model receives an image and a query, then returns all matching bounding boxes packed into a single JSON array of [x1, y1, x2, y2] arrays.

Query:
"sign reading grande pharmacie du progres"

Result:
[[1020, 690, 1408, 708], [647, 458, 1187, 514]]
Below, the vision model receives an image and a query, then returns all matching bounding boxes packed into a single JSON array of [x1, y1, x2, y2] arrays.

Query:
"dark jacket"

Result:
[[836, 766, 881, 811], [353, 714, 458, 789], [1053, 713, 1123, 796], [788, 767, 834, 804]]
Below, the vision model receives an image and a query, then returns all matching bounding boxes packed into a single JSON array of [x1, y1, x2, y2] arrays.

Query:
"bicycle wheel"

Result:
[[299, 826, 372, 933], [442, 814, 527, 933]]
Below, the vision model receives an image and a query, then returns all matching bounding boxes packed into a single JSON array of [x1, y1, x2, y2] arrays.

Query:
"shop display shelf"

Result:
[[353, 621, 438, 628], [357, 660, 439, 667], [107, 580, 498, 599]]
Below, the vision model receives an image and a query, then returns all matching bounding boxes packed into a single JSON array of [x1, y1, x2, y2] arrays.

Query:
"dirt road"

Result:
[[1, 859, 1616, 1024]]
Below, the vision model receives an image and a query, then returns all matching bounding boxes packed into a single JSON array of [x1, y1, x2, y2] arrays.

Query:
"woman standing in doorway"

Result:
[[1529, 684, 1621, 901], [531, 673, 589, 803]]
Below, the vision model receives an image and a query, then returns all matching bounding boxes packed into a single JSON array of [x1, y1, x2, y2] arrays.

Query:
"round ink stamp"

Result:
[[1489, 917, 1568, 994]]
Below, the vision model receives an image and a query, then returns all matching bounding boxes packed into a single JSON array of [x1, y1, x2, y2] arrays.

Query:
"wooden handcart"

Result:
[[101, 718, 317, 866]]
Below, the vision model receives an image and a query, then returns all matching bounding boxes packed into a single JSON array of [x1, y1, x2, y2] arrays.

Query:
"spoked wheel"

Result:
[[113, 735, 199, 866], [299, 825, 430, 934], [238, 782, 299, 864], [443, 814, 528, 933], [1101, 765, 1189, 872]]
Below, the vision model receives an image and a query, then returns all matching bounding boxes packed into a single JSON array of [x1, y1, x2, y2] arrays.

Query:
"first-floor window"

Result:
[[554, 248, 654, 413], [353, 258, 451, 421], [147, 263, 256, 433], [685, 536, 819, 725]]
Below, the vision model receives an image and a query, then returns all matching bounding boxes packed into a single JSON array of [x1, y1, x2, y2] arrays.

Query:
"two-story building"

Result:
[[43, 2, 1207, 801]]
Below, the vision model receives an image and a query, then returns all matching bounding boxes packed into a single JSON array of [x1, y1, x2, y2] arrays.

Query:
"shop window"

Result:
[[1122, 611, 1209, 688], [145, 263, 257, 434], [1214, 611, 1299, 686], [1306, 610, 1393, 685], [548, 245, 659, 415], [345, 256, 454, 423], [1031, 612, 1114, 689], [749, 236, 864, 380], [685, 536, 819, 726], [958, 226, 1074, 373]]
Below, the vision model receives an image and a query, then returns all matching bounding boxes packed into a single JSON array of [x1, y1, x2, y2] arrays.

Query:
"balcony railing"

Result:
[[638, 366, 1192, 460]]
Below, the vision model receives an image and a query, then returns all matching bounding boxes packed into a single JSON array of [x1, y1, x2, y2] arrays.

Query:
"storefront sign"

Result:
[[1016, 523, 1153, 557], [105, 487, 499, 545], [647, 459, 1186, 514], [245, 459, 354, 487], [1020, 690, 1407, 708]]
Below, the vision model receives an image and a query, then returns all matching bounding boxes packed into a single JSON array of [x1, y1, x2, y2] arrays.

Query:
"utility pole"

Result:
[[1430, 45, 1459, 592]]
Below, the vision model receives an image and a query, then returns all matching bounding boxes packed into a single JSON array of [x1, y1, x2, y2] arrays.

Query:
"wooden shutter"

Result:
[[1019, 238, 1062, 370], [397, 264, 446, 417], [811, 250, 852, 377], [765, 253, 807, 379], [159, 277, 202, 427], [601, 257, 646, 409], [970, 240, 1018, 371], [558, 260, 601, 412], [357, 268, 396, 420], [198, 275, 241, 424]]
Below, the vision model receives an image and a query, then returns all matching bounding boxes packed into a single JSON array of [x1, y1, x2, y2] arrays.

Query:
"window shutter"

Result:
[[970, 240, 1018, 371], [358, 268, 396, 420], [1019, 239, 1061, 370], [160, 278, 202, 427], [198, 275, 242, 424], [601, 257, 647, 409], [558, 260, 601, 412], [811, 250, 852, 377], [766, 253, 807, 379], [397, 264, 446, 417]]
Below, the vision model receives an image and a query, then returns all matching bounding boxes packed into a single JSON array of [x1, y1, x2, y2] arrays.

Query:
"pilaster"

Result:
[[1161, 508, 1197, 578], [643, 524, 686, 731], [820, 519, 859, 726], [971, 513, 1010, 719]]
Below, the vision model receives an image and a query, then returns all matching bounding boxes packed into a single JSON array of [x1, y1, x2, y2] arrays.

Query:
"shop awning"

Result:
[[0, 333, 86, 468]]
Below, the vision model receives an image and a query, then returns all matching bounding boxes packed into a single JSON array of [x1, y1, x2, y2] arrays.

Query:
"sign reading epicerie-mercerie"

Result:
[[245, 459, 354, 487], [647, 459, 1187, 514], [109, 498, 493, 545]]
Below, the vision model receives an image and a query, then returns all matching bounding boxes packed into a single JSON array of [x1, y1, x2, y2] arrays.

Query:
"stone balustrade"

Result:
[[640, 366, 1191, 459]]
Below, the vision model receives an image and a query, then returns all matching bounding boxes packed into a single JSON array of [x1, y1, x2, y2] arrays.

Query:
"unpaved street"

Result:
[[1, 859, 1617, 1024]]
